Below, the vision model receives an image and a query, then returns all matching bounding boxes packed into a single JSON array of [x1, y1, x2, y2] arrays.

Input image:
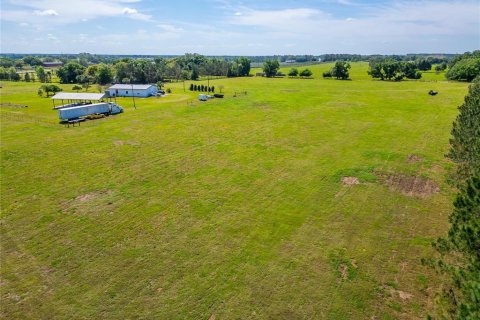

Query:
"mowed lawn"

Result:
[[0, 63, 469, 319]]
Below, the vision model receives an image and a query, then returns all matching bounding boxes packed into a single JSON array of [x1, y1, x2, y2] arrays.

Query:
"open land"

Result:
[[0, 62, 469, 319]]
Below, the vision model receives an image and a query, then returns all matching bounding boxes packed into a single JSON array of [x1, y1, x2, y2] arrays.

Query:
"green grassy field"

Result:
[[1, 63, 468, 319]]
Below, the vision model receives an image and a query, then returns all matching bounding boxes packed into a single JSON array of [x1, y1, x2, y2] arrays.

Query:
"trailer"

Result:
[[58, 102, 123, 121]]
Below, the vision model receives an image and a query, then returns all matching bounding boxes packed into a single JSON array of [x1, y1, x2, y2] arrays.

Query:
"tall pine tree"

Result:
[[447, 77, 480, 184], [430, 77, 480, 319]]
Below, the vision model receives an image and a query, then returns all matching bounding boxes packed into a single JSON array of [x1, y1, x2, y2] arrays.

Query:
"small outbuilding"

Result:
[[107, 84, 158, 98]]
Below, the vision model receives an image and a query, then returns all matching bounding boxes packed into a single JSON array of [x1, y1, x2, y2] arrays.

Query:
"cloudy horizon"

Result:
[[1, 0, 479, 55]]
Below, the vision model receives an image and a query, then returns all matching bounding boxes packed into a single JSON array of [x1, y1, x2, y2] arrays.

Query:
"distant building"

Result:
[[107, 84, 158, 98], [255, 72, 265, 77], [285, 60, 296, 63], [42, 61, 63, 68]]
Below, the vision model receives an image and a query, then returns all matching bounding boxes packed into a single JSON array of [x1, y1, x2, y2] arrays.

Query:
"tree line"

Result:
[[52, 54, 251, 86]]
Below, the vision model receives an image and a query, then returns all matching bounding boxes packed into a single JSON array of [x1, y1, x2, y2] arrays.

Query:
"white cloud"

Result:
[[122, 7, 138, 14], [231, 8, 324, 27], [33, 9, 58, 16], [157, 24, 183, 32], [1, 0, 152, 25], [227, 1, 479, 45]]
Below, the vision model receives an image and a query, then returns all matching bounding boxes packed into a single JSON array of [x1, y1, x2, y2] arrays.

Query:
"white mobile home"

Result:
[[107, 84, 158, 98]]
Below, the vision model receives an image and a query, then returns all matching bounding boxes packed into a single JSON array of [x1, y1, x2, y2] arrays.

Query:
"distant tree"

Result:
[[40, 84, 62, 97], [368, 59, 404, 81], [299, 68, 313, 77], [191, 68, 199, 81], [263, 60, 280, 78], [288, 68, 299, 77], [227, 65, 238, 77], [24, 72, 30, 82], [0, 67, 7, 80], [76, 74, 94, 91], [403, 62, 422, 79], [323, 71, 332, 78], [0, 57, 14, 68], [30, 73, 36, 82], [95, 63, 114, 85], [331, 61, 351, 80], [416, 58, 432, 71], [14, 60, 24, 69], [36, 66, 46, 83], [446, 58, 480, 82], [23, 56, 43, 67], [46, 71, 52, 83], [56, 62, 86, 83], [236, 57, 251, 76], [8, 67, 20, 81], [435, 62, 448, 72], [85, 65, 98, 77], [189, 83, 194, 91], [37, 88, 43, 97], [211, 86, 215, 93], [72, 85, 82, 92]]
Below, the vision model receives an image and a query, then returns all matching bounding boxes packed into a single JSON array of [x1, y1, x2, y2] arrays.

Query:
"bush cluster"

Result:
[[189, 84, 215, 93]]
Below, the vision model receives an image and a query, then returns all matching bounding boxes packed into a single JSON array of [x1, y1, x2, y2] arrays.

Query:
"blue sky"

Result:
[[1, 0, 479, 55]]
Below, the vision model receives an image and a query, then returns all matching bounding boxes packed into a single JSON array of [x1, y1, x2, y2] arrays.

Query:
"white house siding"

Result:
[[107, 85, 158, 98]]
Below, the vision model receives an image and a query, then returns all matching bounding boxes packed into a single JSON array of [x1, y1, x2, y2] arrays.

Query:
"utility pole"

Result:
[[131, 79, 136, 109]]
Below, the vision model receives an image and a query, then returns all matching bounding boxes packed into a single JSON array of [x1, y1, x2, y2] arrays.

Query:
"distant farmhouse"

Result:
[[42, 61, 63, 68], [285, 60, 296, 63], [107, 84, 158, 98]]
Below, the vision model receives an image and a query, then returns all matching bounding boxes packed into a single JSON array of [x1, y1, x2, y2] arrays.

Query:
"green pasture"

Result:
[[1, 63, 468, 319]]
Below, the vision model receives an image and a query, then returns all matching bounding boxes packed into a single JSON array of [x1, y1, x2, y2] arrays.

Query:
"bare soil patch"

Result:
[[383, 285, 413, 300], [407, 154, 423, 163], [64, 190, 117, 215], [75, 190, 110, 202], [378, 173, 439, 197], [113, 140, 139, 146], [339, 264, 349, 280], [341, 176, 360, 186]]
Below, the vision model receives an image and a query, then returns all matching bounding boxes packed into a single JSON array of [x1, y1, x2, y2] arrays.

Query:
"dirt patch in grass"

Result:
[[341, 176, 360, 186], [378, 173, 439, 197], [75, 190, 111, 202], [407, 154, 423, 163], [65, 190, 118, 215], [113, 140, 140, 146], [383, 285, 413, 301], [339, 264, 349, 280]]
